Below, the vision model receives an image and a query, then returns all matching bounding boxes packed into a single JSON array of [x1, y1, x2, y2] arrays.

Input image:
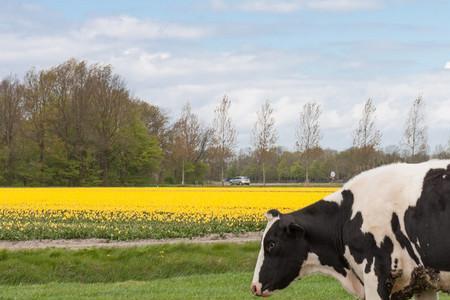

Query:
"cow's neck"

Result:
[[294, 200, 365, 298], [294, 200, 347, 274]]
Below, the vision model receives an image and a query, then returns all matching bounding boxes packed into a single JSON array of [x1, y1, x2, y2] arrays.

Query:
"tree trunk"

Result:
[[262, 161, 266, 186], [101, 149, 109, 186], [221, 160, 224, 186], [39, 138, 45, 184], [305, 160, 310, 185], [181, 160, 185, 185]]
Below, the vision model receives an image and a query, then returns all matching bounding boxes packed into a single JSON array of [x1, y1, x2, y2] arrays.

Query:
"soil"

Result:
[[0, 232, 262, 251]]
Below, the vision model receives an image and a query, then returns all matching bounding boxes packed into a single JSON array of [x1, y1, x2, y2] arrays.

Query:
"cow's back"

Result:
[[327, 160, 450, 270]]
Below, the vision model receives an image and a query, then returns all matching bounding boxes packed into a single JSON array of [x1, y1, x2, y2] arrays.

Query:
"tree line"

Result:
[[0, 59, 448, 186]]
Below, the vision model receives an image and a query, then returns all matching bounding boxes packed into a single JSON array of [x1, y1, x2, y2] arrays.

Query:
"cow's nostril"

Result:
[[251, 283, 261, 295]]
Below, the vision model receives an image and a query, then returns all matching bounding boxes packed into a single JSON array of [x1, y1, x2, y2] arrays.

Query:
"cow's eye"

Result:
[[267, 241, 276, 252]]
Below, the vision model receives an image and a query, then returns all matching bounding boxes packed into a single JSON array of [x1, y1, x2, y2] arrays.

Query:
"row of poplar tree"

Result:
[[0, 59, 448, 186]]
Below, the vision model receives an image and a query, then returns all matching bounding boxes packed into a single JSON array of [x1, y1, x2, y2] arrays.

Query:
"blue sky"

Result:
[[1, 0, 450, 151]]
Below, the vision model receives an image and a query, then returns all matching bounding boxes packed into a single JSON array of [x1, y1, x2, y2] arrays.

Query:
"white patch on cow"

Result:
[[391, 245, 419, 293], [323, 190, 343, 204], [252, 215, 280, 286], [333, 160, 450, 248], [344, 247, 365, 284], [363, 271, 383, 300], [300, 252, 365, 299]]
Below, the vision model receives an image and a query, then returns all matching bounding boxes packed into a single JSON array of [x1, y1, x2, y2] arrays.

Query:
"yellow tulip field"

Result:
[[0, 187, 337, 240]]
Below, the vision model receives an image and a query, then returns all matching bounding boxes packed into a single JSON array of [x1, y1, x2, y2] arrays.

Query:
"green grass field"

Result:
[[0, 273, 355, 300], [0, 242, 449, 299], [0, 243, 258, 284], [2, 272, 450, 300]]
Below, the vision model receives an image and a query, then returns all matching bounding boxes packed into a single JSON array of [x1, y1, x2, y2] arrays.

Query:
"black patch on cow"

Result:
[[391, 212, 420, 265], [393, 258, 398, 271], [258, 219, 308, 292], [404, 164, 450, 271], [298, 200, 350, 276], [341, 190, 394, 300]]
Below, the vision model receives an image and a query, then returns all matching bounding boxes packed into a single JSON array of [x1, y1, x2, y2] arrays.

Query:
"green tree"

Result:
[[115, 117, 162, 185]]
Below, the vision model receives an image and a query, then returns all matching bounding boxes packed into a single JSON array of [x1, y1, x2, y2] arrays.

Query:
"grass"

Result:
[[0, 242, 259, 284], [3, 273, 450, 300], [0, 273, 356, 300]]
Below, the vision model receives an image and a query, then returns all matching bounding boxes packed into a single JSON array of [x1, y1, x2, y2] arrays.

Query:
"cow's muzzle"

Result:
[[251, 283, 272, 297]]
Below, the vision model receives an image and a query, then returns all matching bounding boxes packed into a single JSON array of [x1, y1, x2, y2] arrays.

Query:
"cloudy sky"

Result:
[[1, 0, 450, 151]]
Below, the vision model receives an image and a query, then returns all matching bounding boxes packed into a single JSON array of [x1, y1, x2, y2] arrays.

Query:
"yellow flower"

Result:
[[0, 187, 337, 231]]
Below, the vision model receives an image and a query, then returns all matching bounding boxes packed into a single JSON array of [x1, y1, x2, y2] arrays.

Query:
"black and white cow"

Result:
[[251, 160, 450, 300]]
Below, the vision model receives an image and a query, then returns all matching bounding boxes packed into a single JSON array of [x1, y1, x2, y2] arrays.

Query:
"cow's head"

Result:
[[251, 209, 309, 297]]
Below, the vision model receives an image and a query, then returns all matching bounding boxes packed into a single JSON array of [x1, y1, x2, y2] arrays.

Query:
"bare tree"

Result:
[[432, 144, 450, 159], [89, 64, 130, 185], [296, 102, 321, 183], [353, 98, 381, 149], [0, 76, 24, 183], [253, 100, 277, 185], [172, 103, 211, 185], [403, 96, 428, 161], [212, 95, 236, 185], [48, 60, 93, 185], [23, 69, 55, 169]]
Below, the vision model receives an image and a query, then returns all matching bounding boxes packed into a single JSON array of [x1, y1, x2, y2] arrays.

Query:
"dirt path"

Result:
[[0, 232, 262, 251]]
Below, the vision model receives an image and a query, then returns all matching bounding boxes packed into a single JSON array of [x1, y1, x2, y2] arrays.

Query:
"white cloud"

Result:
[[77, 16, 210, 40], [0, 15, 211, 76], [129, 52, 450, 150], [306, 0, 382, 11], [445, 61, 450, 69], [0, 10, 449, 151], [239, 1, 302, 13], [211, 0, 382, 13]]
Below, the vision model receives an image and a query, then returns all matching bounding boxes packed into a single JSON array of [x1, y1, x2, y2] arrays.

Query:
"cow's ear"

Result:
[[266, 209, 280, 221], [288, 222, 305, 237], [445, 165, 450, 178]]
